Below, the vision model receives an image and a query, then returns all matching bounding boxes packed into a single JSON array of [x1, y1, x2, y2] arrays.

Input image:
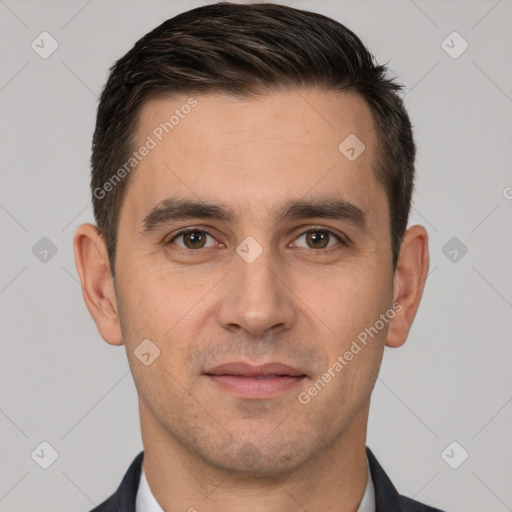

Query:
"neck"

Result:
[[140, 400, 370, 512]]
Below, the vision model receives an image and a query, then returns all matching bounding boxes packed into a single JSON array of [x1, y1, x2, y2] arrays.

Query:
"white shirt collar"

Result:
[[136, 457, 375, 512], [136, 460, 165, 512], [359, 457, 376, 512]]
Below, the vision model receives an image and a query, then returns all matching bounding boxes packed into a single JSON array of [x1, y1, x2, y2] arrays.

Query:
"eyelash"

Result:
[[166, 226, 347, 253]]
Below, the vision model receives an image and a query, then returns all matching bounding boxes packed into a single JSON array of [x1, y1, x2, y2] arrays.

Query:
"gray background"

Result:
[[1, 0, 511, 510]]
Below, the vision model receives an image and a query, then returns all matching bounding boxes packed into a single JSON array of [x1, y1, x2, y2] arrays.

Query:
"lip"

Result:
[[206, 362, 305, 377], [204, 362, 307, 399]]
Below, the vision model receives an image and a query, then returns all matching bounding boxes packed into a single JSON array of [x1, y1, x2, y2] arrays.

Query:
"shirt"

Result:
[[136, 457, 376, 512]]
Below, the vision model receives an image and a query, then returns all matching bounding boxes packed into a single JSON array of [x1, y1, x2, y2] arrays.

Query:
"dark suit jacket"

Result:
[[90, 447, 445, 511]]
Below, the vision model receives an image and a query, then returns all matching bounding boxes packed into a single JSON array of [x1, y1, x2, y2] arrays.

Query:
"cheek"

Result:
[[301, 261, 390, 347], [116, 261, 200, 339], [299, 263, 391, 406], [116, 269, 212, 386], [119, 285, 197, 410]]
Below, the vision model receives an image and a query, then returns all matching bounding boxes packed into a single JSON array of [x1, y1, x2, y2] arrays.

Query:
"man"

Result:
[[74, 2, 443, 511]]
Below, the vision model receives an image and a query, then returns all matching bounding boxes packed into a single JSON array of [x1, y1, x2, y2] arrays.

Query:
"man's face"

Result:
[[114, 88, 395, 474]]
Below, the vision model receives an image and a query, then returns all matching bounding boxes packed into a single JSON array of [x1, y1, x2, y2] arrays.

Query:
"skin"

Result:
[[74, 88, 429, 512]]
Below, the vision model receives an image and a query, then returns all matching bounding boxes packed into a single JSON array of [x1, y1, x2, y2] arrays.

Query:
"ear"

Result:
[[73, 223, 124, 346], [386, 224, 429, 348]]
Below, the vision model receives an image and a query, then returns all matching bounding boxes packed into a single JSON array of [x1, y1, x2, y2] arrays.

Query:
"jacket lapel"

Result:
[[366, 447, 406, 512], [90, 451, 144, 512]]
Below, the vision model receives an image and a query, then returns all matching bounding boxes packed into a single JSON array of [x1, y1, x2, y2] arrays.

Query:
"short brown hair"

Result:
[[91, 2, 416, 275]]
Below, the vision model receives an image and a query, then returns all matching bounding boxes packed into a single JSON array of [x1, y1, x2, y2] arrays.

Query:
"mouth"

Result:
[[204, 362, 307, 399]]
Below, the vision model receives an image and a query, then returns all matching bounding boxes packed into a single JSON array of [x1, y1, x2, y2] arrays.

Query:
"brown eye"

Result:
[[169, 230, 216, 249], [293, 229, 343, 250], [305, 231, 330, 249], [183, 231, 206, 249]]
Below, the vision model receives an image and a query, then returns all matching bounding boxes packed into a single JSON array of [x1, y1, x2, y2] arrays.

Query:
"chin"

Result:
[[200, 436, 314, 477]]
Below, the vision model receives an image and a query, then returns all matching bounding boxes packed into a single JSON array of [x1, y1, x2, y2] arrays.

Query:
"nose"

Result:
[[216, 246, 298, 337]]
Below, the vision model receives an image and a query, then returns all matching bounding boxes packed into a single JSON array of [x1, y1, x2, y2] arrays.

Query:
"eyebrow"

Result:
[[140, 196, 369, 236]]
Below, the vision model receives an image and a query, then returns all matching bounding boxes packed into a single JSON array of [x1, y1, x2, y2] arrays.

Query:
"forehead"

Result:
[[122, 88, 386, 231]]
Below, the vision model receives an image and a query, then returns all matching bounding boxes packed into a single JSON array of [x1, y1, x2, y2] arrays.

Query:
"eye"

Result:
[[166, 227, 345, 252], [291, 228, 344, 250], [167, 229, 218, 250]]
